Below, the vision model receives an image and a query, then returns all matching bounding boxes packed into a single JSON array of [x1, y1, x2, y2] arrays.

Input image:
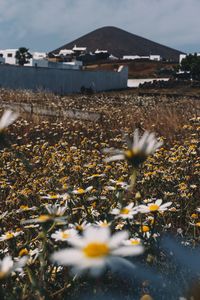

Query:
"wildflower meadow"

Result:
[[0, 89, 199, 299]]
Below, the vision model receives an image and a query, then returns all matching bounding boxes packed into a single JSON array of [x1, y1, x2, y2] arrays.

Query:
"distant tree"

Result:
[[180, 53, 200, 80], [15, 47, 32, 66]]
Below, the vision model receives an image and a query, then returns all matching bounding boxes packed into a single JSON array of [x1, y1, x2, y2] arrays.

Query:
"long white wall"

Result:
[[0, 64, 128, 94]]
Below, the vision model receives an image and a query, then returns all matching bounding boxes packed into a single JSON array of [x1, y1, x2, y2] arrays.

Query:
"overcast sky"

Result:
[[0, 0, 199, 53]]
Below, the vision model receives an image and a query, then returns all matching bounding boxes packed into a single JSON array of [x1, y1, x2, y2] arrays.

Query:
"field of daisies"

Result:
[[0, 89, 199, 299]]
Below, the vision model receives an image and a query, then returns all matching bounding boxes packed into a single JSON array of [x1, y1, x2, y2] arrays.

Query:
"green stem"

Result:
[[129, 168, 137, 191]]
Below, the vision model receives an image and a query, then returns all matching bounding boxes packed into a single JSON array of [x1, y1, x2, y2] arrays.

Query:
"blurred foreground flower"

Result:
[[105, 129, 163, 189], [0, 255, 27, 279], [51, 226, 144, 275], [105, 129, 163, 168], [0, 109, 19, 132]]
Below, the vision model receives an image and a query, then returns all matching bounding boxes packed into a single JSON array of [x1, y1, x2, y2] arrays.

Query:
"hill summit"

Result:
[[51, 26, 183, 61]]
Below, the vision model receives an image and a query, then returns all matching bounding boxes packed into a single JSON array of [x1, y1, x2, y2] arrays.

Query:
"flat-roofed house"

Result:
[[0, 49, 18, 64], [72, 45, 87, 56]]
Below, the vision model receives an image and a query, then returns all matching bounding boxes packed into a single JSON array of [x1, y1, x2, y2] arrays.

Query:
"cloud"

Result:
[[0, 0, 199, 52]]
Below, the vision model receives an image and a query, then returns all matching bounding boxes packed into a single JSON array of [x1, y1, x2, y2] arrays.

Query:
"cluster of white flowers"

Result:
[[111, 199, 172, 219]]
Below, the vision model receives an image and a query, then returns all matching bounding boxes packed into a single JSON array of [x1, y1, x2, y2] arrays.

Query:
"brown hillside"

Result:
[[51, 26, 184, 61], [85, 60, 177, 79]]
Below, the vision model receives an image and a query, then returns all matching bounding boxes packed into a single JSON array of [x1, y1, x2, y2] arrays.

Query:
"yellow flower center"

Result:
[[19, 248, 29, 256], [77, 188, 85, 194], [76, 225, 83, 231], [130, 239, 140, 245], [148, 204, 159, 212], [125, 149, 147, 167], [6, 233, 14, 239], [50, 195, 58, 199], [83, 242, 109, 258], [99, 222, 109, 227], [38, 215, 51, 222], [120, 208, 130, 215], [20, 205, 29, 210], [142, 225, 150, 232], [125, 150, 134, 158], [61, 232, 70, 239], [191, 213, 198, 219], [0, 271, 6, 279]]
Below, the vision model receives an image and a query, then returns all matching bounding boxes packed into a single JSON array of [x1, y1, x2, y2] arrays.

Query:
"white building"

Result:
[[24, 51, 48, 67], [150, 55, 161, 61], [123, 55, 149, 60], [0, 49, 47, 66], [0, 49, 18, 64], [179, 53, 200, 64], [32, 52, 47, 59], [59, 49, 74, 56], [179, 54, 187, 64], [123, 55, 161, 61], [95, 49, 108, 54], [72, 45, 87, 55]]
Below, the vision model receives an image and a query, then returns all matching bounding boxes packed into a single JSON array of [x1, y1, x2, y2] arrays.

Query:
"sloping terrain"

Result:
[[51, 26, 184, 61]]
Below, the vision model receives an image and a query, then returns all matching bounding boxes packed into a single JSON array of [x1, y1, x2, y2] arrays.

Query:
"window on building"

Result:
[[7, 53, 13, 57]]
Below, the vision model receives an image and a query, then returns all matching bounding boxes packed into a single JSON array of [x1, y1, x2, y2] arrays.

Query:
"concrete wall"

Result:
[[1, 101, 102, 122], [25, 58, 49, 68], [0, 64, 128, 95]]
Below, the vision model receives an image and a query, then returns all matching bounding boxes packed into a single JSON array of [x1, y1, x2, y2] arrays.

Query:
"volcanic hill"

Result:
[[51, 26, 183, 61]]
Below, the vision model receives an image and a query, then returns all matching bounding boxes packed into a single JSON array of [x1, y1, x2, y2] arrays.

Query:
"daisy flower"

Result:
[[41, 193, 70, 201], [111, 203, 138, 219], [16, 205, 37, 214], [45, 203, 68, 216], [0, 231, 23, 242], [0, 109, 19, 132], [104, 129, 163, 168], [51, 226, 144, 274], [22, 214, 56, 224], [0, 256, 27, 279], [51, 229, 77, 242], [41, 194, 62, 200], [69, 221, 91, 232], [95, 220, 111, 228], [72, 186, 93, 195], [138, 199, 172, 213]]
